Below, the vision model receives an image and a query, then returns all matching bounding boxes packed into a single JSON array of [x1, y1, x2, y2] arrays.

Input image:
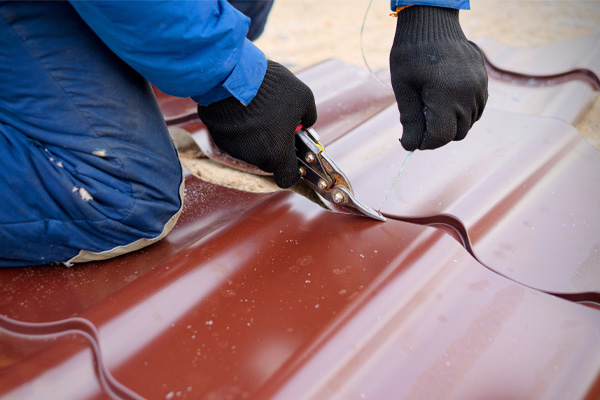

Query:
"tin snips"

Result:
[[295, 126, 385, 222]]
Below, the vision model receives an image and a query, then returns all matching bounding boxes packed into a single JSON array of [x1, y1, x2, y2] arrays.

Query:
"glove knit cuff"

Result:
[[198, 61, 285, 124], [395, 6, 465, 44]]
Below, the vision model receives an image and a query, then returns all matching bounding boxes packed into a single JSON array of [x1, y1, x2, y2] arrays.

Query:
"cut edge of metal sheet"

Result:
[[381, 210, 600, 304]]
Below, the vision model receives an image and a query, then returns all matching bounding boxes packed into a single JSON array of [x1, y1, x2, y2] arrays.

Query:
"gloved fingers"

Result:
[[273, 168, 300, 189], [454, 113, 471, 142], [420, 106, 457, 150], [468, 41, 486, 63], [300, 93, 318, 129], [471, 100, 484, 127], [272, 147, 301, 189], [468, 40, 489, 123], [474, 87, 488, 123], [396, 89, 426, 151]]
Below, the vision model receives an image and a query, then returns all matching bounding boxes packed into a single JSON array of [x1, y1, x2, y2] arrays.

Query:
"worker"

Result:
[[0, 0, 487, 267]]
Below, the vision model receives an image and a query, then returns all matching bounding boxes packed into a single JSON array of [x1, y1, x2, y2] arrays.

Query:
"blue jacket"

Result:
[[391, 0, 469, 10], [70, 0, 267, 106]]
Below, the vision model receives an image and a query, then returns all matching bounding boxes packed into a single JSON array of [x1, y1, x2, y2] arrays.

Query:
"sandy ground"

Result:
[[183, 0, 600, 190]]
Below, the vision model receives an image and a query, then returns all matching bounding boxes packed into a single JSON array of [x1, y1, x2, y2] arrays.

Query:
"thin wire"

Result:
[[360, 0, 394, 94], [361, 1, 415, 215], [377, 150, 414, 213]]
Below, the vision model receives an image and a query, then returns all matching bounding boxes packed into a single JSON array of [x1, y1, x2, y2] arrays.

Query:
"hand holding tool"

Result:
[[197, 60, 317, 188]]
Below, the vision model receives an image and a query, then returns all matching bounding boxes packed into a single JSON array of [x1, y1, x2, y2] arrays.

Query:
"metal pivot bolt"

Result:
[[305, 152, 316, 164], [332, 189, 345, 204], [299, 166, 306, 177], [317, 179, 328, 190]]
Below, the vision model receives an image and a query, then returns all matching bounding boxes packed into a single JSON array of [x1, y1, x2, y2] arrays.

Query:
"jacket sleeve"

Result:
[[69, 0, 267, 106], [391, 0, 470, 10]]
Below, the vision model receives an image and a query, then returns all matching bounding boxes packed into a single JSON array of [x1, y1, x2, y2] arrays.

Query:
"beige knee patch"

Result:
[[65, 173, 185, 266]]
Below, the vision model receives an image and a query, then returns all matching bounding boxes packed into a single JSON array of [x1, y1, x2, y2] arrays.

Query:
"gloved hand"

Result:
[[390, 6, 488, 151], [198, 60, 317, 188]]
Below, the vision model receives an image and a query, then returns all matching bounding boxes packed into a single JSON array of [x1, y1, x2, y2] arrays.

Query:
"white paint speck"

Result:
[[165, 392, 174, 399], [78, 188, 93, 201]]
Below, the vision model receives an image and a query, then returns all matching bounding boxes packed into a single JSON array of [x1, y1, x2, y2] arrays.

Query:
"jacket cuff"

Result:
[[390, 0, 470, 11], [192, 40, 267, 106]]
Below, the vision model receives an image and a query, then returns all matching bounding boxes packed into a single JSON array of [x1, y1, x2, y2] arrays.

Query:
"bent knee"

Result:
[[0, 124, 184, 267], [58, 150, 185, 265], [66, 169, 185, 264], [0, 170, 184, 267]]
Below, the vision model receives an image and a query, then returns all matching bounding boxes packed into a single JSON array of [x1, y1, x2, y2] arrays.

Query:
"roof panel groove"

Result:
[[3, 34, 600, 400]]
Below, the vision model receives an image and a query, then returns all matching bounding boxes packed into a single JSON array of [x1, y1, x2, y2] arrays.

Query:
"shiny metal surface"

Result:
[[2, 183, 600, 399], [313, 36, 600, 297], [476, 34, 600, 83], [330, 106, 600, 296], [477, 35, 600, 125], [1, 37, 600, 399]]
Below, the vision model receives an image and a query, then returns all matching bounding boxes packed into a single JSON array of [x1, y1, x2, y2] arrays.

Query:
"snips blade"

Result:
[[295, 126, 386, 222]]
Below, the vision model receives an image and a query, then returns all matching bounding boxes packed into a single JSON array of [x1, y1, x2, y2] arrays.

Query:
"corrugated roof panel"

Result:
[[2, 182, 600, 399], [1, 35, 600, 400], [329, 105, 600, 295], [305, 37, 600, 296], [476, 34, 600, 81]]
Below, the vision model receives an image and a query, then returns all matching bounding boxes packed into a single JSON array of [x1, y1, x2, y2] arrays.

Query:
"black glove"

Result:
[[198, 60, 317, 188], [390, 6, 488, 151]]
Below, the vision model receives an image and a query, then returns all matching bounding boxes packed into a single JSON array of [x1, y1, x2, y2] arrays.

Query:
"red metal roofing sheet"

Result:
[[1, 36, 600, 399], [2, 183, 600, 399], [476, 34, 600, 82], [328, 106, 600, 296]]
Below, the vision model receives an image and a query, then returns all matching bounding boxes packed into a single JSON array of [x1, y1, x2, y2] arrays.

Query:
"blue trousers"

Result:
[[0, 1, 186, 266], [0, 0, 275, 267]]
